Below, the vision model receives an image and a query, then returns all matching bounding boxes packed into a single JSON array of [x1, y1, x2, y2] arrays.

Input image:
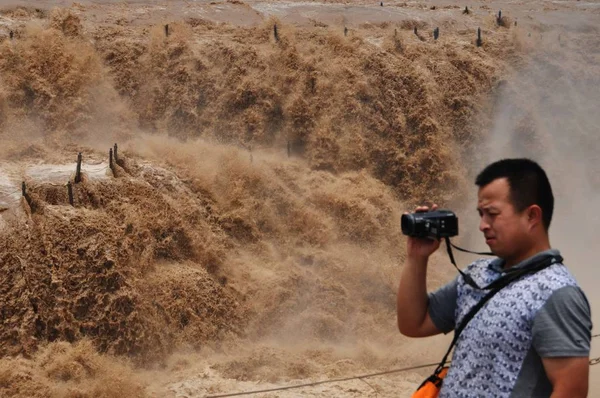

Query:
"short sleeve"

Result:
[[428, 276, 459, 334], [532, 286, 592, 357]]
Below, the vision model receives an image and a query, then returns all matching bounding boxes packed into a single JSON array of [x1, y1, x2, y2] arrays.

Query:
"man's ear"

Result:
[[527, 205, 543, 228]]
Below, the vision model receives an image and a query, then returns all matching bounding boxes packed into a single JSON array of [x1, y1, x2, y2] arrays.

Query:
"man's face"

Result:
[[477, 178, 531, 259]]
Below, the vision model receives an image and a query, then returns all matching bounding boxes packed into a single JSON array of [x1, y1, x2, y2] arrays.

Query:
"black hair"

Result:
[[475, 158, 554, 230]]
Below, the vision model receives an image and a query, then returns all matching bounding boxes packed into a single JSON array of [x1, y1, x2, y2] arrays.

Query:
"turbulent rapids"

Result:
[[0, 0, 599, 397]]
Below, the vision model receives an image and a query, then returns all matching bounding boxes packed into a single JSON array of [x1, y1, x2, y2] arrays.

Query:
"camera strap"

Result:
[[443, 237, 562, 290], [444, 237, 492, 290]]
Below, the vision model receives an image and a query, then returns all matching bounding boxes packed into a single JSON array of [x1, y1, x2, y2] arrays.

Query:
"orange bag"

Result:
[[411, 366, 448, 398]]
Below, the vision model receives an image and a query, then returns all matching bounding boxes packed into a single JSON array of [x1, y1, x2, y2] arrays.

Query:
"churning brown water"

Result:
[[0, 0, 598, 396]]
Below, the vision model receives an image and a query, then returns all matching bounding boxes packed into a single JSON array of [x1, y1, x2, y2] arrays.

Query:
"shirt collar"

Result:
[[488, 249, 561, 273]]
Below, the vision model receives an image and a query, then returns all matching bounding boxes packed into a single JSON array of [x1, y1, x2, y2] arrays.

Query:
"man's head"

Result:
[[475, 158, 554, 264]]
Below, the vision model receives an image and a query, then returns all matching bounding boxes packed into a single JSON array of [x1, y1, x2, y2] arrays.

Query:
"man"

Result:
[[397, 158, 592, 397]]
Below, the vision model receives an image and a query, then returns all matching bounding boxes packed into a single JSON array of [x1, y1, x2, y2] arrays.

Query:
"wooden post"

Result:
[[109, 148, 114, 172], [165, 24, 169, 37], [22, 181, 33, 210], [463, 6, 469, 15], [75, 152, 82, 183], [67, 181, 73, 206], [476, 27, 482, 47], [434, 27, 439, 40], [414, 27, 418, 35], [274, 24, 279, 42], [344, 26, 348, 37]]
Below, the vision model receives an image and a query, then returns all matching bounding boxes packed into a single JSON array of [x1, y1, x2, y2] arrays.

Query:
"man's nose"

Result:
[[479, 218, 489, 232]]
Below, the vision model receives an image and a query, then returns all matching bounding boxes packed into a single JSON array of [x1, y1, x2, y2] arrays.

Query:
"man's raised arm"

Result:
[[397, 205, 443, 338]]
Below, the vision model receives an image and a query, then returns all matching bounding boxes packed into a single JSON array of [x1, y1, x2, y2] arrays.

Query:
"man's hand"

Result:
[[397, 204, 444, 338], [542, 356, 589, 398], [406, 204, 442, 260]]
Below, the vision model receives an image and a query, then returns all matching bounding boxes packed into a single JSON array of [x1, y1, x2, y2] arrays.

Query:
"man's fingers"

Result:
[[412, 204, 441, 213]]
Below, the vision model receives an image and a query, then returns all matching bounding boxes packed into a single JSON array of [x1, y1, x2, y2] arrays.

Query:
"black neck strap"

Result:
[[444, 237, 494, 290]]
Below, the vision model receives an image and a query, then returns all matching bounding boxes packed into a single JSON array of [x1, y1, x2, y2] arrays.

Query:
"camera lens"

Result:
[[401, 214, 416, 236]]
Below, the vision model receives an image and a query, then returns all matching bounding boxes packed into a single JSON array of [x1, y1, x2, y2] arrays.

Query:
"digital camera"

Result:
[[401, 210, 458, 240]]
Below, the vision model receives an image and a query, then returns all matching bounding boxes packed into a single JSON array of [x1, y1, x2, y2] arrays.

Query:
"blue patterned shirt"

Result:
[[428, 249, 592, 397]]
